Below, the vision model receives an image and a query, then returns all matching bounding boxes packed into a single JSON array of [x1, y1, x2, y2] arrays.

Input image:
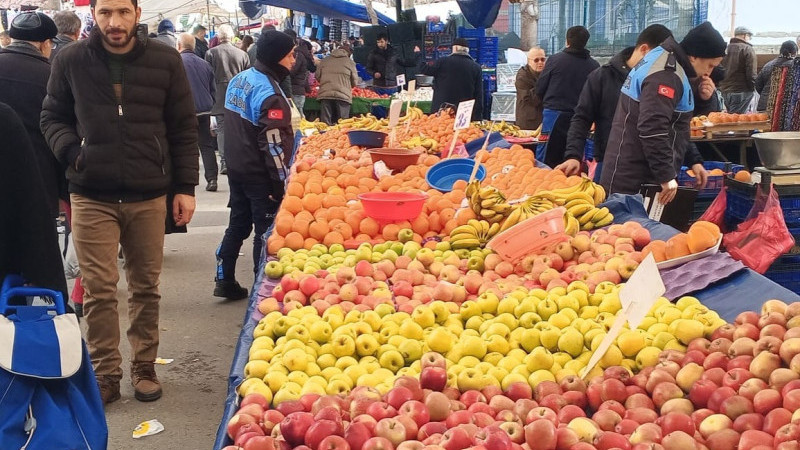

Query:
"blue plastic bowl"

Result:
[[347, 130, 387, 148], [426, 158, 487, 192]]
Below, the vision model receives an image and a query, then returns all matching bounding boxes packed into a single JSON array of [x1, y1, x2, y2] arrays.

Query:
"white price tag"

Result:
[[388, 99, 404, 129], [454, 100, 476, 130], [619, 253, 664, 329], [407, 79, 416, 96], [396, 74, 406, 87]]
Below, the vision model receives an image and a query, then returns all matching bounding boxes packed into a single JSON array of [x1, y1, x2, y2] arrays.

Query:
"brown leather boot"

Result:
[[96, 376, 121, 405], [131, 362, 162, 402]]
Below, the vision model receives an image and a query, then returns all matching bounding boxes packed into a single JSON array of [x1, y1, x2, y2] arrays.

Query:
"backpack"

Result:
[[0, 275, 108, 450]]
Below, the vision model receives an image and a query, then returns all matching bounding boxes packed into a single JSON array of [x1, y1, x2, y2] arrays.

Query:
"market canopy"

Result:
[[138, 0, 236, 24], [239, 0, 395, 25]]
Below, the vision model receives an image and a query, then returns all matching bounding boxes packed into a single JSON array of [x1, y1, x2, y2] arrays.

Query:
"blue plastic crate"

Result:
[[726, 189, 800, 226], [764, 253, 800, 295], [480, 37, 499, 48], [458, 27, 485, 38], [464, 38, 479, 49], [677, 161, 744, 199]]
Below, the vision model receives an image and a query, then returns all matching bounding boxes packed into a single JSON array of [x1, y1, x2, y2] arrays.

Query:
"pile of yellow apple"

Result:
[[239, 282, 726, 405]]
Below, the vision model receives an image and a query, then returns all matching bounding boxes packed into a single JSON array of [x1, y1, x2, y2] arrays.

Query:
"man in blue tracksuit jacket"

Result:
[[214, 31, 298, 299], [600, 22, 727, 204]]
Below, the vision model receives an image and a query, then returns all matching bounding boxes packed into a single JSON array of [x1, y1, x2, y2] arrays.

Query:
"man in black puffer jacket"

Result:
[[41, 0, 198, 406]]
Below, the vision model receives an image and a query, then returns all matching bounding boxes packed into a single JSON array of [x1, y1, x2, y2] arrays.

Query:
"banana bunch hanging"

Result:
[[449, 219, 501, 250], [466, 180, 512, 224]]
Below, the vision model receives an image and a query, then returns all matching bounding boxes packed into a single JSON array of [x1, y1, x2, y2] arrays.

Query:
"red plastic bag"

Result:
[[723, 185, 795, 273], [698, 186, 727, 230]]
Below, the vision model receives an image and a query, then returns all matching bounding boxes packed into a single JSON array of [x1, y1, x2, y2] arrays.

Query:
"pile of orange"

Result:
[[707, 112, 769, 124], [473, 145, 583, 199], [642, 221, 721, 262]]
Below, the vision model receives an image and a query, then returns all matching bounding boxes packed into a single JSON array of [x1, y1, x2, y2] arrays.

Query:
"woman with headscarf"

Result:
[[756, 40, 798, 111]]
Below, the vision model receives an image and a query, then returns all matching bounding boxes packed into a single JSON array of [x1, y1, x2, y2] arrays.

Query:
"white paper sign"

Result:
[[454, 100, 476, 130], [619, 253, 665, 329], [396, 74, 406, 87], [580, 310, 627, 379], [388, 100, 404, 128], [407, 79, 416, 96]]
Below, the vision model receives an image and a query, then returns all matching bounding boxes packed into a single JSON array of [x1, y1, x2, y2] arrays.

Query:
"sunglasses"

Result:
[[529, 57, 546, 62]]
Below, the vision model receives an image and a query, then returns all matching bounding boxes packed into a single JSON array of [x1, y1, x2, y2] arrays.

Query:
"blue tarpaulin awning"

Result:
[[240, 0, 395, 25]]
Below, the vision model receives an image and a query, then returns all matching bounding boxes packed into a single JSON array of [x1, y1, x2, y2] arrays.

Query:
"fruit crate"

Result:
[[764, 251, 800, 295], [689, 197, 713, 225], [457, 27, 485, 39], [677, 161, 744, 199], [480, 37, 499, 49]]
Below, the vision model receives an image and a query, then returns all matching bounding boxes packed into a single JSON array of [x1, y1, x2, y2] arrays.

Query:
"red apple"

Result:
[[526, 407, 558, 427], [441, 427, 472, 450], [625, 393, 656, 411], [345, 422, 372, 450], [783, 389, 800, 411], [739, 430, 774, 448], [554, 426, 578, 450], [753, 389, 783, 414], [624, 408, 658, 425], [733, 412, 764, 433], [763, 408, 793, 435], [399, 400, 430, 428], [375, 418, 407, 448], [420, 368, 447, 392], [706, 387, 736, 412], [306, 420, 344, 450], [460, 390, 488, 407], [367, 403, 398, 421], [722, 369, 753, 391], [614, 419, 640, 435], [228, 414, 258, 439], [386, 387, 415, 411], [658, 413, 694, 436], [705, 429, 740, 450], [592, 410, 622, 432], [774, 423, 800, 447], [362, 437, 394, 450], [557, 405, 586, 424], [720, 395, 754, 420], [505, 382, 533, 401], [739, 378, 769, 401], [661, 431, 696, 450], [418, 422, 447, 440], [629, 423, 663, 444], [280, 412, 315, 447]]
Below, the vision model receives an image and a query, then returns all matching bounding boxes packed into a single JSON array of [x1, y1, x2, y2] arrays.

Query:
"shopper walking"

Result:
[[719, 26, 757, 113], [291, 39, 316, 117], [515, 47, 546, 131], [0, 11, 64, 220], [367, 33, 416, 87], [41, 0, 199, 404], [206, 24, 249, 175], [756, 40, 797, 111], [317, 44, 358, 125], [152, 18, 177, 49], [600, 22, 726, 201], [557, 25, 673, 180], [535, 26, 600, 168], [214, 31, 297, 299], [193, 23, 208, 59], [179, 33, 218, 191], [419, 38, 483, 120], [51, 11, 82, 60]]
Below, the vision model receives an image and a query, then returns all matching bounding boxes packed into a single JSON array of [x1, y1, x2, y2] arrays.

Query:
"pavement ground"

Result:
[[76, 171, 252, 449]]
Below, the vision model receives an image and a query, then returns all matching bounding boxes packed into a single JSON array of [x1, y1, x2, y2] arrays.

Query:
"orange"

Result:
[[308, 221, 330, 241], [642, 240, 667, 263], [266, 234, 284, 255], [275, 216, 293, 237], [283, 196, 303, 215], [382, 223, 400, 241], [302, 193, 322, 212], [734, 170, 751, 183], [359, 217, 380, 237], [323, 231, 344, 247], [291, 219, 310, 237], [286, 182, 304, 197], [665, 233, 691, 260], [284, 232, 304, 250]]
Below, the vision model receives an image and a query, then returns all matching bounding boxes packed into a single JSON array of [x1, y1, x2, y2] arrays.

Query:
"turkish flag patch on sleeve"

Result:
[[267, 109, 284, 120], [657, 85, 675, 99]]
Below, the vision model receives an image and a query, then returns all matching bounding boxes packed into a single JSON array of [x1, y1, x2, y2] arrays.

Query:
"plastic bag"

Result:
[[698, 186, 727, 230], [723, 185, 795, 273]]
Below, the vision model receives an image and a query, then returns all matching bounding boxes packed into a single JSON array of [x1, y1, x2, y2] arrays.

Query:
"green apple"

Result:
[[379, 349, 405, 372], [426, 327, 453, 353], [399, 321, 424, 340], [466, 255, 485, 272], [398, 339, 422, 363], [285, 324, 310, 344], [477, 292, 500, 314], [457, 367, 485, 391], [397, 228, 414, 243], [355, 334, 379, 357], [460, 300, 482, 319], [558, 328, 585, 357], [412, 306, 436, 328], [520, 328, 541, 352], [537, 298, 558, 320], [486, 335, 511, 354], [528, 369, 556, 387], [264, 261, 284, 279], [556, 294, 580, 312], [332, 335, 356, 358]]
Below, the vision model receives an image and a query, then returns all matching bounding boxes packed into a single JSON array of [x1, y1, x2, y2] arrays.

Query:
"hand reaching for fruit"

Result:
[[691, 163, 709, 190], [555, 158, 582, 177]]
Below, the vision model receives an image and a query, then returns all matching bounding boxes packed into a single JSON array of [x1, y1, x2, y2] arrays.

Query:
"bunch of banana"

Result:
[[401, 136, 439, 153], [401, 106, 424, 122], [449, 219, 501, 249], [338, 114, 382, 130], [474, 120, 542, 138], [467, 181, 511, 223], [563, 211, 581, 236], [498, 195, 557, 232], [563, 194, 613, 231], [544, 177, 607, 207], [299, 118, 329, 133]]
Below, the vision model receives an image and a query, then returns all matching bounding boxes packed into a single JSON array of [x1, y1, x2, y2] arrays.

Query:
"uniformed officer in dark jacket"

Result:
[[214, 31, 298, 299], [600, 22, 727, 204], [419, 38, 484, 120], [557, 25, 673, 181]]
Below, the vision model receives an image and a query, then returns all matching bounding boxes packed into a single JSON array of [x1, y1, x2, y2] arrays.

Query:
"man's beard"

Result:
[[101, 26, 136, 48]]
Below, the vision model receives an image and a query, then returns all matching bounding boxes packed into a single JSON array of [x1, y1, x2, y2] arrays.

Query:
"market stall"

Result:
[[213, 106, 800, 450]]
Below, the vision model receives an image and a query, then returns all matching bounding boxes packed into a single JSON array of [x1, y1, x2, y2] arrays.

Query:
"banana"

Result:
[[564, 198, 592, 210], [567, 203, 593, 218], [565, 191, 595, 205], [565, 214, 580, 236], [591, 207, 610, 223], [452, 225, 477, 236], [594, 214, 614, 228], [487, 222, 501, 237], [500, 208, 523, 232], [480, 209, 498, 219], [579, 208, 600, 226], [451, 238, 482, 249], [593, 184, 606, 204]]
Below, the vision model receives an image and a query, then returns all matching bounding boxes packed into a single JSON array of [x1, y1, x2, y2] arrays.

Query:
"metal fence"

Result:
[[537, 0, 709, 57]]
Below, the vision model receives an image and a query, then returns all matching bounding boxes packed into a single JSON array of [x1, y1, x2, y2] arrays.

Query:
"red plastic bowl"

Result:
[[358, 191, 428, 223]]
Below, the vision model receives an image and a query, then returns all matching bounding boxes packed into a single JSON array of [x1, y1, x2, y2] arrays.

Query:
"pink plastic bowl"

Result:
[[358, 191, 428, 223]]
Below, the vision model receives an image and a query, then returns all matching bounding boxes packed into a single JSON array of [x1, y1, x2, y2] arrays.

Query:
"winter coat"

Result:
[[0, 103, 68, 300], [0, 42, 66, 218], [50, 34, 75, 61], [536, 47, 600, 112], [223, 61, 295, 196], [195, 37, 209, 59], [153, 31, 177, 49], [206, 42, 250, 115], [419, 52, 484, 120], [291, 43, 316, 96], [367, 44, 415, 87], [317, 48, 358, 104], [564, 47, 634, 163], [181, 50, 216, 114], [515, 65, 544, 130], [600, 37, 700, 195], [756, 56, 794, 111], [41, 27, 199, 203], [719, 38, 757, 93], [248, 43, 258, 68]]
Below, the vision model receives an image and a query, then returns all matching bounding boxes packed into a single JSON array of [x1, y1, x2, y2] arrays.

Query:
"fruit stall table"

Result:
[[303, 97, 377, 116], [213, 195, 800, 450], [691, 135, 755, 167]]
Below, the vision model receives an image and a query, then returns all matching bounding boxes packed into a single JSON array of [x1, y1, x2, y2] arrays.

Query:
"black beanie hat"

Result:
[[680, 21, 727, 58], [9, 11, 57, 42], [257, 30, 296, 66]]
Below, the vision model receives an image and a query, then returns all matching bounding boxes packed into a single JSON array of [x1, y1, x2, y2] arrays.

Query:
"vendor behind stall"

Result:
[[367, 33, 418, 87], [419, 38, 483, 120], [600, 22, 727, 204]]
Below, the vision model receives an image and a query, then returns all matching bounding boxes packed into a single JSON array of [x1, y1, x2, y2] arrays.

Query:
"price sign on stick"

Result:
[[579, 254, 664, 379], [447, 100, 475, 158], [396, 74, 406, 87], [387, 99, 403, 147], [404, 80, 417, 133]]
